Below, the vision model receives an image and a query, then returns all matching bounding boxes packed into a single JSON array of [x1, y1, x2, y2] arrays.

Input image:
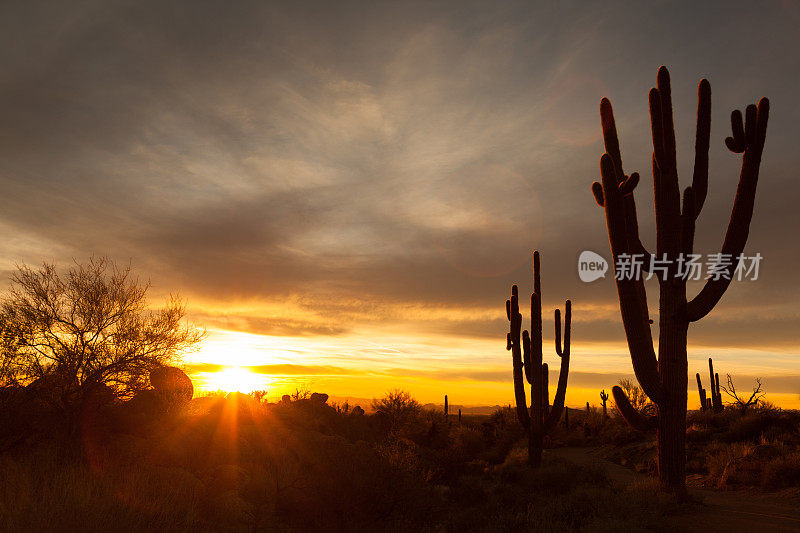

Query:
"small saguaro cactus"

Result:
[[506, 250, 572, 466], [444, 395, 449, 416], [600, 389, 609, 418], [697, 358, 723, 412], [591, 66, 769, 493], [458, 409, 462, 424], [586, 401, 590, 413]]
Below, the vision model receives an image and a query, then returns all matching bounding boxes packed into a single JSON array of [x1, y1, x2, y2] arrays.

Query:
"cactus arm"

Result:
[[612, 385, 655, 432], [600, 154, 663, 404], [696, 372, 707, 410], [544, 302, 570, 431], [554, 301, 570, 357], [650, 69, 682, 258], [522, 330, 532, 385], [686, 98, 769, 322], [692, 79, 711, 217], [507, 287, 530, 430], [542, 362, 549, 416], [681, 187, 696, 258], [592, 181, 604, 206], [708, 357, 718, 411], [600, 99, 652, 265]]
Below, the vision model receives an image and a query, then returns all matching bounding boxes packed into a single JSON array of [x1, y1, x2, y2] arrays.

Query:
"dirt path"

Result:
[[548, 447, 800, 532]]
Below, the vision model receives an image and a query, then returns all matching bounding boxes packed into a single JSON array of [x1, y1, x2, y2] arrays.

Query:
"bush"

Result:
[[761, 452, 800, 490]]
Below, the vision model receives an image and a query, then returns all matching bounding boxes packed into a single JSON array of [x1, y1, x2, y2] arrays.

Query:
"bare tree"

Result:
[[721, 374, 765, 415], [617, 378, 656, 417], [0, 257, 204, 412]]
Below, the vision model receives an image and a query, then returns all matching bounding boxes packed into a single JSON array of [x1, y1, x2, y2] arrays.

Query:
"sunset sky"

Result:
[[0, 0, 798, 408]]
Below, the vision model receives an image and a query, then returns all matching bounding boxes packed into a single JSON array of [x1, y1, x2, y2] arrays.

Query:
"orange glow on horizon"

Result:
[[185, 328, 800, 410]]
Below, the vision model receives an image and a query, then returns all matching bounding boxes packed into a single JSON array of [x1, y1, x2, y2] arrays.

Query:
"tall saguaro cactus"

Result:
[[591, 66, 769, 493], [506, 251, 571, 466]]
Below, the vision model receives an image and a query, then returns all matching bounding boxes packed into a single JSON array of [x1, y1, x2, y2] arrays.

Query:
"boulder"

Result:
[[310, 392, 329, 404], [150, 366, 193, 406]]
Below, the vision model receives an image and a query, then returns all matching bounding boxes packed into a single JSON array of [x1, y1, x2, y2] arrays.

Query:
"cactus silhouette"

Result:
[[506, 251, 571, 466], [444, 394, 448, 416], [709, 358, 723, 411], [600, 389, 609, 419], [695, 373, 708, 411], [696, 358, 723, 412], [591, 66, 769, 493]]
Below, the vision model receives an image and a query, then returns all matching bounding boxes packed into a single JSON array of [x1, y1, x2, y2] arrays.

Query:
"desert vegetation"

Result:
[[2, 372, 798, 531]]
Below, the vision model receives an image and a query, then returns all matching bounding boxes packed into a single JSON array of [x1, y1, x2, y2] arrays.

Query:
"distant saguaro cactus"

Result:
[[506, 251, 571, 466], [444, 395, 449, 416], [695, 373, 708, 411], [600, 389, 609, 418], [150, 366, 193, 407], [591, 66, 769, 493], [708, 358, 723, 412]]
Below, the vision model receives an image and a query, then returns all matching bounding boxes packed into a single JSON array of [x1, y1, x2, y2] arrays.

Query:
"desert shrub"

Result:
[[706, 442, 759, 488], [761, 452, 800, 490], [724, 413, 768, 442], [450, 425, 486, 459], [481, 406, 525, 464], [372, 390, 425, 439]]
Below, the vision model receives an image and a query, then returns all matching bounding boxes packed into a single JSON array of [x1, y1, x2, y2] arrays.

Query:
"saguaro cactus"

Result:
[[696, 358, 723, 412], [709, 358, 723, 411], [695, 373, 708, 411], [444, 394, 449, 416], [591, 66, 769, 493], [506, 250, 572, 466], [600, 389, 609, 418]]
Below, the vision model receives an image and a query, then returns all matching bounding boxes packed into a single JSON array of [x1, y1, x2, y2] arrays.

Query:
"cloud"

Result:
[[0, 0, 796, 364]]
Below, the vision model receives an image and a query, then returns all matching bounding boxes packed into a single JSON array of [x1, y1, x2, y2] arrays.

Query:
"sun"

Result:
[[200, 366, 272, 393]]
